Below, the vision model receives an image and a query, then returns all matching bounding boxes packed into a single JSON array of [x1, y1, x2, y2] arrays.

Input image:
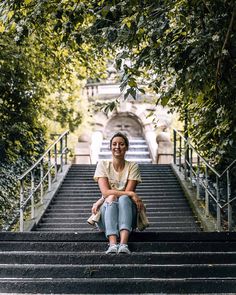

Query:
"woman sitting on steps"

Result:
[[91, 132, 144, 254]]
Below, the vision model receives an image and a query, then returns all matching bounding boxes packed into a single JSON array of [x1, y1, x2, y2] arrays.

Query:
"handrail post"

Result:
[[48, 150, 52, 192], [31, 171, 35, 219], [54, 143, 58, 181], [184, 140, 187, 179], [179, 136, 182, 172], [189, 148, 193, 183], [173, 129, 176, 164], [19, 179, 24, 232], [40, 159, 44, 204], [205, 166, 209, 217], [196, 155, 200, 200], [65, 132, 68, 165], [60, 137, 63, 172], [227, 170, 232, 231], [216, 177, 221, 231]]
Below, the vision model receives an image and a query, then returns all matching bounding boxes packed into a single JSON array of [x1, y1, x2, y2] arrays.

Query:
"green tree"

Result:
[[81, 0, 236, 166], [0, 0, 107, 227], [0, 0, 235, 198], [3, 0, 235, 166], [0, 34, 46, 163]]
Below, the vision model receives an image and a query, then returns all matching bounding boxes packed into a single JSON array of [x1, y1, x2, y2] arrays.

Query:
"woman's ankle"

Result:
[[108, 235, 117, 245]]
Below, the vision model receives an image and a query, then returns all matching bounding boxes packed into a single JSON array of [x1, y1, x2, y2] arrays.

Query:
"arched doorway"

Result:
[[104, 112, 143, 139]]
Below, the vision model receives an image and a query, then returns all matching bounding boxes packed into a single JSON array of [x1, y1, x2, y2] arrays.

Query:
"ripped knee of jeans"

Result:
[[105, 194, 117, 204]]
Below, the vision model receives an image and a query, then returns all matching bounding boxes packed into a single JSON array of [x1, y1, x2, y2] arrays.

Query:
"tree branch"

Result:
[[201, 0, 211, 13], [215, 3, 236, 98]]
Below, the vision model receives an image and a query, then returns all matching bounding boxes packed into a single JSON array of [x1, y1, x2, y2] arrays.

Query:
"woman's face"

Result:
[[111, 136, 128, 158]]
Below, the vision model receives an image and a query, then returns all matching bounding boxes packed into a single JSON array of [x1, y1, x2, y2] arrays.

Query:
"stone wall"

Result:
[[75, 83, 175, 164]]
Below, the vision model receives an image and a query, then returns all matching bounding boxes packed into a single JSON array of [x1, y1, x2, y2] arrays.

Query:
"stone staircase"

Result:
[[0, 231, 236, 294], [99, 137, 153, 163], [1, 164, 236, 294], [34, 164, 200, 232]]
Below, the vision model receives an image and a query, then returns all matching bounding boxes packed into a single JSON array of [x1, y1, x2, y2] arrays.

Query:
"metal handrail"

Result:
[[19, 130, 69, 180], [173, 129, 236, 231], [7, 130, 69, 232], [174, 129, 236, 178]]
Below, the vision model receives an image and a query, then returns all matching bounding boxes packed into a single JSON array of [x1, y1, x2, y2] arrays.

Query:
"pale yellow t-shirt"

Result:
[[94, 160, 142, 191]]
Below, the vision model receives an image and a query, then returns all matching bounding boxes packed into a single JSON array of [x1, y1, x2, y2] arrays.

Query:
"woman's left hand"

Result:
[[131, 193, 144, 212]]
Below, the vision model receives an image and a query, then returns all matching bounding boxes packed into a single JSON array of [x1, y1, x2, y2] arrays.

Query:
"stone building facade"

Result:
[[75, 80, 174, 164]]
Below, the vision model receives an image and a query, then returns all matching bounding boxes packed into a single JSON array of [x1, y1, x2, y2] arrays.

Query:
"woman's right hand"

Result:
[[92, 202, 100, 214], [92, 198, 104, 214]]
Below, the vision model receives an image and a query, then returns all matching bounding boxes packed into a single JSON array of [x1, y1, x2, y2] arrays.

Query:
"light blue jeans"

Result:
[[98, 195, 137, 238]]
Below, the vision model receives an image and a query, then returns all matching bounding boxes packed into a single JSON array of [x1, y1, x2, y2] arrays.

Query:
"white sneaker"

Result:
[[105, 244, 118, 254], [118, 244, 131, 254]]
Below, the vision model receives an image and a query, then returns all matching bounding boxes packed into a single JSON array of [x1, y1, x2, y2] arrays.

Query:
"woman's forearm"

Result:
[[102, 189, 135, 198]]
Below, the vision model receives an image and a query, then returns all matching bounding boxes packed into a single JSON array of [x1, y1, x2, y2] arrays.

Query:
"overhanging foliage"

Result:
[[2, 0, 234, 165], [0, 1, 235, 230]]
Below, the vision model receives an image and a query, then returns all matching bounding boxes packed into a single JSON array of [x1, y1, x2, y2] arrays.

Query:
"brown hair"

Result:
[[109, 132, 129, 149]]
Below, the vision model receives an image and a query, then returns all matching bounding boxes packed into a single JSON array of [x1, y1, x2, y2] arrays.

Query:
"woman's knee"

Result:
[[119, 195, 131, 206], [105, 194, 117, 204], [119, 195, 133, 212]]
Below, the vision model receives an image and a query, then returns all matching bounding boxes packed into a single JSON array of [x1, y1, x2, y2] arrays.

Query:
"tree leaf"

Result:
[[24, 0, 32, 5], [7, 11, 14, 21], [138, 88, 145, 94], [128, 78, 137, 87], [0, 22, 5, 33]]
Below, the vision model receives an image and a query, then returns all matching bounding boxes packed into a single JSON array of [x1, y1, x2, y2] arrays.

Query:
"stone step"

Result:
[[40, 215, 197, 223], [62, 177, 180, 182], [34, 227, 200, 233], [47, 205, 192, 210], [61, 180, 180, 186], [44, 208, 194, 214], [100, 146, 149, 152], [2, 239, 236, 252], [68, 164, 170, 169], [54, 199, 188, 205], [2, 232, 236, 241], [44, 227, 202, 233], [102, 140, 147, 145], [56, 193, 184, 198], [99, 151, 151, 157], [38, 219, 198, 227], [50, 200, 190, 205], [67, 167, 172, 172], [61, 178, 179, 183], [1, 263, 236, 279], [43, 211, 196, 218], [0, 278, 235, 294], [57, 187, 184, 193], [60, 183, 182, 188], [55, 195, 187, 200]]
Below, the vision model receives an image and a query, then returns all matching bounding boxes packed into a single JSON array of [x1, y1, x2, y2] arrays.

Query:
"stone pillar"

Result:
[[156, 129, 173, 164], [74, 133, 91, 164], [90, 131, 103, 164], [143, 124, 158, 163]]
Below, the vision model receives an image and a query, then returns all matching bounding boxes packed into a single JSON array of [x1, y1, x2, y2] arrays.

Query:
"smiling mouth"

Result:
[[114, 150, 123, 155]]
